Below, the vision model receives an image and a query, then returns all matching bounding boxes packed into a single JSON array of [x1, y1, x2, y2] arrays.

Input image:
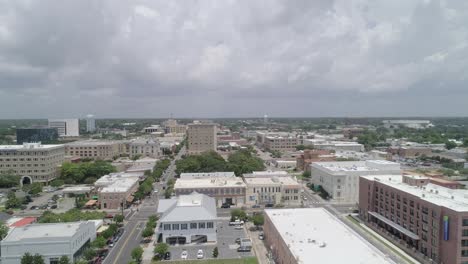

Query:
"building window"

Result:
[[181, 224, 188, 230], [207, 222, 214, 229], [462, 250, 468, 257], [190, 223, 197, 229], [463, 230, 468, 237], [462, 240, 468, 247], [172, 224, 179, 230], [463, 219, 468, 226], [164, 224, 171, 230], [199, 222, 206, 229], [50, 258, 59, 264]]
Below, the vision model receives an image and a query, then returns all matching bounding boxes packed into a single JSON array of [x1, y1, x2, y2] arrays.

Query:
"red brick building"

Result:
[[296, 149, 335, 171], [359, 174, 468, 264]]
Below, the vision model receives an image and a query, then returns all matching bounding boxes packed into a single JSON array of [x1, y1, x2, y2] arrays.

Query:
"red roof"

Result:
[[10, 217, 37, 227]]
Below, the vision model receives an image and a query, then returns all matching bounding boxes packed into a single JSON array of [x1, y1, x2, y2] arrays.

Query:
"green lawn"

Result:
[[153, 257, 258, 264]]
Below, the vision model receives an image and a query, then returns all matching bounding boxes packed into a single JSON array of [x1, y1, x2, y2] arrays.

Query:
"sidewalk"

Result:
[[142, 232, 157, 264], [245, 222, 268, 264]]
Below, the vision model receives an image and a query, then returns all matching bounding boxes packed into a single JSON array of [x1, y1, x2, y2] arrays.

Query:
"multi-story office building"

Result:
[[0, 221, 96, 264], [128, 138, 161, 159], [359, 174, 468, 264], [310, 160, 401, 204], [296, 149, 335, 171], [244, 176, 301, 206], [157, 192, 217, 244], [86, 114, 96, 132], [264, 208, 394, 264], [304, 139, 364, 152], [48, 119, 80, 137], [65, 140, 123, 160], [0, 143, 65, 184], [187, 122, 217, 155], [264, 135, 300, 152], [16, 127, 59, 144], [174, 176, 246, 207], [163, 119, 187, 134]]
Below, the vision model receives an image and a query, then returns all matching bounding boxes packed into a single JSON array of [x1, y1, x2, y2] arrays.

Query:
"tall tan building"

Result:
[[0, 143, 65, 184], [187, 122, 217, 155]]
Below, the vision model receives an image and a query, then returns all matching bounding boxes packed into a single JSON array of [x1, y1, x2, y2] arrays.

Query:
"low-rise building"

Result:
[[264, 208, 394, 264], [128, 138, 161, 159], [0, 221, 96, 264], [95, 172, 141, 209], [359, 174, 468, 264], [163, 119, 187, 134], [387, 146, 433, 158], [157, 192, 217, 244], [0, 143, 65, 184], [296, 149, 335, 171], [311, 160, 401, 204], [174, 176, 246, 207], [179, 172, 236, 179], [65, 140, 124, 160], [382, 120, 433, 129], [304, 139, 364, 152], [244, 176, 301, 206]]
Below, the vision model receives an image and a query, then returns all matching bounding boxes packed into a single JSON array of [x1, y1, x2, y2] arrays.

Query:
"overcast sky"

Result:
[[0, 0, 467, 119]]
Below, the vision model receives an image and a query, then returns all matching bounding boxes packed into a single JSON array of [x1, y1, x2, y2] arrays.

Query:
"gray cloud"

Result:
[[0, 0, 467, 118]]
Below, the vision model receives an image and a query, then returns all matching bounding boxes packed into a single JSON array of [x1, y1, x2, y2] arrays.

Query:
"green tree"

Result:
[[446, 141, 457, 150], [0, 221, 9, 240], [212, 247, 219, 258], [6, 191, 21, 209], [131, 247, 144, 262], [154, 243, 169, 256], [91, 236, 107, 248], [227, 149, 265, 176], [114, 214, 124, 223], [83, 248, 97, 260], [23, 182, 42, 195], [0, 172, 20, 188], [230, 209, 247, 221], [21, 253, 34, 264], [50, 179, 64, 188], [142, 227, 154, 238], [302, 171, 311, 178], [32, 254, 45, 264], [58, 256, 71, 264], [252, 214, 265, 227], [463, 138, 468, 147]]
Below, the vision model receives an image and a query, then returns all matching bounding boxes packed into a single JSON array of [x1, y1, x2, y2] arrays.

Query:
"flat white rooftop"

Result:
[[3, 222, 88, 241], [363, 175, 468, 212], [0, 143, 63, 150], [179, 172, 235, 179], [100, 176, 139, 193], [312, 160, 400, 173], [174, 177, 246, 189], [265, 208, 394, 264], [244, 176, 300, 187], [66, 140, 120, 146]]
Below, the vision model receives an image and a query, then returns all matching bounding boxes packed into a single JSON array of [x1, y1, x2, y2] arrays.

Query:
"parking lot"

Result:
[[166, 219, 254, 261]]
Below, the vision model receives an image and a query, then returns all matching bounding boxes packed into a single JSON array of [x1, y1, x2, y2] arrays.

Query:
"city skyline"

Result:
[[1, 1, 467, 118]]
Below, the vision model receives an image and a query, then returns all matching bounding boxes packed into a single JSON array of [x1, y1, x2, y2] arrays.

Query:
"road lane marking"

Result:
[[112, 221, 143, 264]]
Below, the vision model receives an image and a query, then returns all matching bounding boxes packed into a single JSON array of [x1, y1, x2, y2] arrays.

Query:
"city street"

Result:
[[104, 147, 186, 264]]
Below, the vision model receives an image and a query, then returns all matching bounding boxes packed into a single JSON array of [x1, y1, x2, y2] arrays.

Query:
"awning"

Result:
[[85, 200, 98, 206], [126, 195, 134, 203], [92, 195, 99, 200], [368, 211, 420, 240]]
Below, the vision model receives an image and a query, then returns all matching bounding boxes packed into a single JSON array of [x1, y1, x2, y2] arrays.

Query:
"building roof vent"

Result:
[[319, 242, 327, 248]]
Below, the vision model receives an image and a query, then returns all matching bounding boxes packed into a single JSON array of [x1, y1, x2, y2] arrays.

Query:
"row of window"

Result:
[[163, 222, 214, 231]]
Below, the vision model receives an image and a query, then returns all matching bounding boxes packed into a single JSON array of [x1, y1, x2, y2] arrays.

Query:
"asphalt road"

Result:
[[104, 147, 186, 264]]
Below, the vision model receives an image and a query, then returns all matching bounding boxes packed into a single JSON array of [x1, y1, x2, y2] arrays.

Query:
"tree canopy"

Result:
[[60, 161, 116, 184]]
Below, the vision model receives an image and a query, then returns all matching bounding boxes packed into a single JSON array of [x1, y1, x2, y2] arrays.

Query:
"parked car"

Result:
[[197, 249, 204, 259], [259, 233, 264, 240], [29, 205, 39, 210], [181, 250, 188, 260], [221, 203, 231, 208], [235, 225, 244, 230], [235, 238, 241, 244], [237, 246, 252, 252], [164, 252, 171, 260], [265, 203, 274, 208], [252, 204, 261, 208]]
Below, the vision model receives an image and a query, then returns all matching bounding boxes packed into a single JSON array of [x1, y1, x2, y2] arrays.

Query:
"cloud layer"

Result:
[[0, 0, 467, 118]]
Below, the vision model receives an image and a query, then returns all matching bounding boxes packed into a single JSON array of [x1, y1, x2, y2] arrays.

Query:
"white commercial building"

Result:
[[48, 119, 79, 137], [174, 176, 246, 207], [244, 176, 301, 206], [179, 172, 235, 179], [304, 139, 364, 152], [264, 208, 395, 264], [86, 114, 96, 132], [128, 137, 161, 159], [0, 221, 96, 264], [311, 160, 401, 204], [157, 192, 217, 244], [382, 120, 433, 129]]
